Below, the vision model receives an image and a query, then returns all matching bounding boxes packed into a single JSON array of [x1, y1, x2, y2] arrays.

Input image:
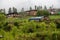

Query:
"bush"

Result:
[[37, 10, 50, 16], [14, 22, 19, 28], [55, 19, 60, 28]]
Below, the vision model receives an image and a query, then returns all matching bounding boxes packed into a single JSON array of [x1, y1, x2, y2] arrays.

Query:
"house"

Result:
[[26, 10, 37, 16], [48, 8, 59, 15], [6, 13, 20, 18], [56, 9, 60, 14]]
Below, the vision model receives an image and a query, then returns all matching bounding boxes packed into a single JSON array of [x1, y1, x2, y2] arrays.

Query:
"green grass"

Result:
[[49, 15, 60, 20], [0, 15, 60, 40]]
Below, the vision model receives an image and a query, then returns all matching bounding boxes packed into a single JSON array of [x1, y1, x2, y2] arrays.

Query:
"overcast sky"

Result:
[[0, 0, 60, 13]]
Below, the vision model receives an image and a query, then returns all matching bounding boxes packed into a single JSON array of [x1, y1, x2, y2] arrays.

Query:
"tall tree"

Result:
[[35, 5, 37, 10], [30, 6, 32, 10], [13, 7, 17, 13], [37, 6, 42, 10], [8, 8, 12, 14], [20, 8, 27, 16], [39, 6, 42, 10], [4, 8, 6, 14], [49, 5, 53, 9], [37, 6, 39, 10], [44, 6, 47, 10], [21, 8, 24, 12], [21, 8, 26, 16]]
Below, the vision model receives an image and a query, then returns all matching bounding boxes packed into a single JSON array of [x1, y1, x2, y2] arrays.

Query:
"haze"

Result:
[[0, 0, 60, 13]]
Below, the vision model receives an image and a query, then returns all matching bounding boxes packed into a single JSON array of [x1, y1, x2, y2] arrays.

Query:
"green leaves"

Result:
[[0, 13, 6, 29], [37, 10, 50, 16], [0, 14, 60, 40]]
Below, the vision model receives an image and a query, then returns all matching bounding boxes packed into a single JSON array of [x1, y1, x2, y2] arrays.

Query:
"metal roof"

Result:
[[29, 16, 44, 20]]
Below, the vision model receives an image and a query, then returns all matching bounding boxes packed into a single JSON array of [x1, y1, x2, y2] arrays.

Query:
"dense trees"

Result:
[[37, 6, 42, 10], [0, 15, 60, 40], [35, 5, 37, 10], [8, 8, 12, 13], [8, 7, 17, 13], [37, 10, 50, 16], [0, 12, 6, 30], [0, 7, 60, 40], [13, 7, 17, 13], [21, 8, 24, 12], [44, 6, 47, 10], [30, 6, 32, 10]]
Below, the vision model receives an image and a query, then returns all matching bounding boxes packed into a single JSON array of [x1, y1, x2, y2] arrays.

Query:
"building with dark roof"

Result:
[[6, 13, 20, 18]]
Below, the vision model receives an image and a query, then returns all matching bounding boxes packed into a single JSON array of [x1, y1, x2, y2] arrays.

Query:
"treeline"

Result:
[[0, 5, 53, 13]]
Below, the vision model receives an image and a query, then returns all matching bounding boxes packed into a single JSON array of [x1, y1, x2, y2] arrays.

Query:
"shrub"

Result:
[[14, 22, 19, 28], [55, 19, 60, 28], [37, 10, 50, 16]]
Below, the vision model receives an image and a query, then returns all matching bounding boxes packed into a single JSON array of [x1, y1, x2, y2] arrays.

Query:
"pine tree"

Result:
[[13, 7, 17, 13], [21, 8, 24, 12], [35, 5, 37, 10], [8, 8, 12, 14], [4, 8, 6, 14], [44, 6, 47, 10], [30, 6, 32, 10]]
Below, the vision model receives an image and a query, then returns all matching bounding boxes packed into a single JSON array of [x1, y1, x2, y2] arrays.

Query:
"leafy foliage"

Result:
[[37, 10, 50, 16], [0, 13, 6, 29], [0, 14, 60, 40]]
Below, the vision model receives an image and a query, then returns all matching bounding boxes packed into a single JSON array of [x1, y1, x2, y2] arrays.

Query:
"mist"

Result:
[[0, 0, 60, 13]]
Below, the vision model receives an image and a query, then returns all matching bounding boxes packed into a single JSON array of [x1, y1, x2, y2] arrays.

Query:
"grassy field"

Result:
[[49, 15, 60, 20], [0, 15, 60, 40]]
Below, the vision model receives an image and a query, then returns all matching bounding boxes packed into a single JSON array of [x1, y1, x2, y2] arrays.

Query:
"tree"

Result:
[[39, 6, 42, 10], [0, 12, 6, 29], [30, 6, 32, 10], [4, 8, 6, 14], [37, 10, 50, 16], [21, 8, 24, 12], [35, 5, 37, 10], [21, 8, 24, 14], [0, 12, 6, 21], [20, 8, 27, 16], [37, 10, 42, 16], [40, 6, 42, 10], [43, 10, 50, 16], [49, 5, 53, 9], [37, 6, 42, 10], [13, 7, 17, 13], [8, 8, 12, 14], [44, 6, 47, 10]]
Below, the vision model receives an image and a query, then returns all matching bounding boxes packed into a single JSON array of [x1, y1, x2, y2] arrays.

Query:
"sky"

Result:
[[0, 0, 60, 13]]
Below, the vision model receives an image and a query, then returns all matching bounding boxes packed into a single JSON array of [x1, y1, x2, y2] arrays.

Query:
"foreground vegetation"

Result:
[[0, 13, 60, 40], [49, 15, 60, 20]]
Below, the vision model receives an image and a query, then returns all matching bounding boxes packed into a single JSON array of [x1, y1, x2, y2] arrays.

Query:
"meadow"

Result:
[[0, 14, 60, 40], [49, 15, 60, 20]]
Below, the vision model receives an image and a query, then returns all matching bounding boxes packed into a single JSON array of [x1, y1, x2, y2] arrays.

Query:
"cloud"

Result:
[[0, 0, 59, 13]]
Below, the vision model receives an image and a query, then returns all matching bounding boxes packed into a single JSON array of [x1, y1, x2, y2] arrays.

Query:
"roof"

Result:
[[7, 13, 19, 15], [29, 16, 44, 20], [25, 10, 37, 12]]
